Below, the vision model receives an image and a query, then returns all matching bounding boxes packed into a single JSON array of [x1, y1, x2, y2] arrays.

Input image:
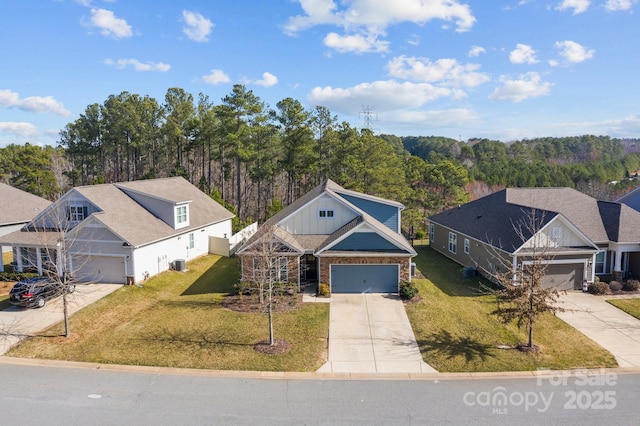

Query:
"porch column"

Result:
[[56, 246, 64, 278], [36, 247, 43, 276], [590, 253, 596, 283], [16, 246, 23, 272], [613, 250, 624, 282]]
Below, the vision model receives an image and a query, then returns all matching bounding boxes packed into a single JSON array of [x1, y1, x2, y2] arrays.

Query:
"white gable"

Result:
[[521, 215, 595, 250], [280, 193, 358, 235]]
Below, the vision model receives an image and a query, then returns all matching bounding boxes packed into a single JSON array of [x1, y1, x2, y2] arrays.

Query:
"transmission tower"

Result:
[[359, 105, 378, 132]]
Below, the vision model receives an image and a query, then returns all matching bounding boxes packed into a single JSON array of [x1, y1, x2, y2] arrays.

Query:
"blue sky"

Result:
[[1, 0, 639, 148]]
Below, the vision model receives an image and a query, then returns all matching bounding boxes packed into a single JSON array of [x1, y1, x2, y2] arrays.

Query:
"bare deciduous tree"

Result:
[[484, 208, 566, 351]]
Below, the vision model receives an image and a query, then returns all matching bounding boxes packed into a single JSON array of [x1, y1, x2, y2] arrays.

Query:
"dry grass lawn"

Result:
[[405, 245, 617, 372], [7, 255, 329, 372], [607, 298, 640, 320]]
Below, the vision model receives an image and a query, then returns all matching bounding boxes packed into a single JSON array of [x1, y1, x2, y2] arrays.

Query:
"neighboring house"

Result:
[[0, 177, 234, 284], [0, 183, 51, 259], [237, 179, 416, 293], [428, 188, 640, 290], [616, 186, 640, 213]]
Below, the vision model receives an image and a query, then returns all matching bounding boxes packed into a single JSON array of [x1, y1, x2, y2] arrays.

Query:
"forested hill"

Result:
[[1, 86, 639, 235]]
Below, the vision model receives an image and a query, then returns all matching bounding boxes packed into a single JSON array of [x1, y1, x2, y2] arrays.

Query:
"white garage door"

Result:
[[73, 255, 126, 284]]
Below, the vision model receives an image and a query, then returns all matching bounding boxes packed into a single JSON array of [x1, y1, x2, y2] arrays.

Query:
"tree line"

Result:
[[2, 84, 639, 236]]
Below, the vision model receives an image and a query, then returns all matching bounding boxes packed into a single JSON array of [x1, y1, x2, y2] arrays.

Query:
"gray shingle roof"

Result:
[[429, 187, 640, 251], [0, 183, 51, 226], [238, 179, 415, 256]]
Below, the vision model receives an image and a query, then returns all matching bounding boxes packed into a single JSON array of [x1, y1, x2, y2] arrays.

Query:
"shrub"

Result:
[[235, 281, 253, 298], [0, 271, 39, 282], [399, 280, 419, 300], [317, 283, 330, 297], [588, 282, 611, 295], [608, 281, 623, 292], [623, 279, 640, 291]]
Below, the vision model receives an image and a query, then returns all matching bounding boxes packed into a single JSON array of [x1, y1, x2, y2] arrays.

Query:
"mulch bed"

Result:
[[222, 293, 303, 313], [253, 338, 291, 355]]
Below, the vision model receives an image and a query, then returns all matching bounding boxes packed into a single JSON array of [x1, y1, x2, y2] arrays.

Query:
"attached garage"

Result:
[[542, 263, 584, 291], [72, 255, 126, 284], [330, 264, 399, 293]]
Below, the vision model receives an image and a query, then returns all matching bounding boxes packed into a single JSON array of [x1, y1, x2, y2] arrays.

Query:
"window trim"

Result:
[[448, 232, 457, 254], [68, 204, 87, 223], [176, 205, 188, 225], [464, 238, 470, 254], [429, 223, 434, 243], [318, 209, 335, 219], [189, 233, 195, 249]]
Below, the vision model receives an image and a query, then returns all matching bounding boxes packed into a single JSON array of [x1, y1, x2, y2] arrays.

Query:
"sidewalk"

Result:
[[557, 291, 640, 367], [0, 284, 122, 355], [317, 293, 437, 374]]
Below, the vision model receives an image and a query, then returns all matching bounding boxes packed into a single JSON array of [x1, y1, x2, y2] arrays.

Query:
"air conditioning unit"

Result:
[[175, 259, 186, 272]]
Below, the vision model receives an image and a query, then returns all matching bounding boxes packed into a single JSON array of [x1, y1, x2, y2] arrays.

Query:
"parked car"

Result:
[[9, 277, 75, 309]]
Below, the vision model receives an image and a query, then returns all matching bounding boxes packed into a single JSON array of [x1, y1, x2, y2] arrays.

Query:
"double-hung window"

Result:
[[68, 205, 86, 223], [429, 223, 434, 243], [448, 232, 457, 254], [176, 205, 188, 225], [464, 238, 470, 254]]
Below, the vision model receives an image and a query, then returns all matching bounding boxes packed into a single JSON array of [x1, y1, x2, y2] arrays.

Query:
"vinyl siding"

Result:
[[339, 194, 400, 232], [331, 232, 401, 251], [280, 194, 358, 235]]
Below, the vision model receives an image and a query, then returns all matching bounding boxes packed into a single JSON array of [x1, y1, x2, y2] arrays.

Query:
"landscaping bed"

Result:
[[7, 255, 329, 372], [404, 245, 617, 372]]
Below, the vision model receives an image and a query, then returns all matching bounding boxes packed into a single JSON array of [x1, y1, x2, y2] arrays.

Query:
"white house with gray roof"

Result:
[[429, 187, 640, 290], [237, 179, 416, 293], [0, 183, 51, 259], [0, 177, 234, 284]]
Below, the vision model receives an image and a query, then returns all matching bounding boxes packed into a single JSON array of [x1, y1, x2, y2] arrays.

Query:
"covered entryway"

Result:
[[72, 255, 126, 283], [543, 263, 584, 290], [330, 264, 399, 293]]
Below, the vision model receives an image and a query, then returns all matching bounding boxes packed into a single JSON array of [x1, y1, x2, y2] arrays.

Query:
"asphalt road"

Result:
[[0, 362, 638, 425]]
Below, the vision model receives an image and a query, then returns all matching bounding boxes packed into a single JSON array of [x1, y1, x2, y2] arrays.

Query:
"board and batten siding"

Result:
[[280, 194, 358, 235], [338, 194, 400, 232]]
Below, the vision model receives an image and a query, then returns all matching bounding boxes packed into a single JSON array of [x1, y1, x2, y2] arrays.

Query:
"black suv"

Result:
[[9, 277, 75, 309]]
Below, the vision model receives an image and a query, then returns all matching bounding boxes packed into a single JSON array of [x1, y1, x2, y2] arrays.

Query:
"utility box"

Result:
[[175, 259, 186, 272]]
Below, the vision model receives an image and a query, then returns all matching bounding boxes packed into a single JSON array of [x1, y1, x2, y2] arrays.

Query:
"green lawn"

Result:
[[7, 255, 329, 372], [607, 298, 640, 320], [405, 245, 617, 372]]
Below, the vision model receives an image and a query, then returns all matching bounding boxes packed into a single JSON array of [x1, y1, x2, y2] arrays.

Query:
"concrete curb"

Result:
[[2, 356, 639, 381]]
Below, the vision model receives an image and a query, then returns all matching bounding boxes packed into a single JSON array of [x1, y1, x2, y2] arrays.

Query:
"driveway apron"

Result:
[[317, 293, 438, 373], [557, 291, 640, 367]]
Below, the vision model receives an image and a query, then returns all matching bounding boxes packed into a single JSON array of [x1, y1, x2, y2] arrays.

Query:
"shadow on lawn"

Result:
[[413, 245, 498, 298], [133, 328, 254, 349], [181, 256, 239, 296], [417, 329, 495, 362]]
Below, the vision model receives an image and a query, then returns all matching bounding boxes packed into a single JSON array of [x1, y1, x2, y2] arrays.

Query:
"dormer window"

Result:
[[68, 205, 87, 223], [175, 205, 189, 228]]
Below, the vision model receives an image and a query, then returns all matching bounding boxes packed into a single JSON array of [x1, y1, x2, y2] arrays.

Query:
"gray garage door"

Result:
[[543, 264, 583, 291], [331, 264, 399, 293], [72, 255, 126, 284]]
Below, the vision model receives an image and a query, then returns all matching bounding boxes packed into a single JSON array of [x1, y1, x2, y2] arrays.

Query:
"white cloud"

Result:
[[554, 40, 595, 63], [603, 114, 640, 136], [605, 0, 635, 11], [489, 72, 552, 102], [202, 69, 230, 85], [182, 10, 213, 42], [509, 44, 538, 64], [0, 122, 39, 137], [556, 0, 590, 14], [284, 0, 476, 53], [384, 108, 478, 128], [254, 72, 278, 87], [324, 32, 389, 53], [104, 58, 170, 72], [308, 80, 453, 114], [387, 56, 490, 88], [88, 8, 132, 39], [0, 89, 71, 116], [468, 45, 486, 57]]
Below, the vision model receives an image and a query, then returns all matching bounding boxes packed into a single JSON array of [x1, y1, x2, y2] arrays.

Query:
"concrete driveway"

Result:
[[557, 291, 640, 367], [0, 283, 122, 355], [317, 293, 437, 374]]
